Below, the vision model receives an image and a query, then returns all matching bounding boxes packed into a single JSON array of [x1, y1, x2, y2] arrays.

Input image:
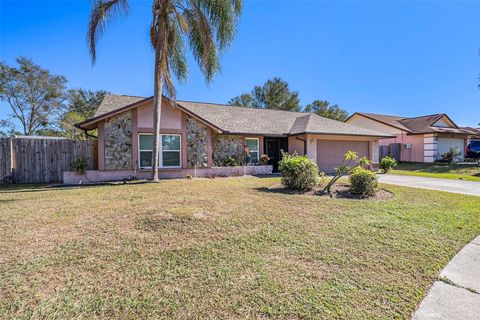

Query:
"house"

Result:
[[345, 112, 476, 162], [462, 127, 480, 141], [70, 94, 393, 183]]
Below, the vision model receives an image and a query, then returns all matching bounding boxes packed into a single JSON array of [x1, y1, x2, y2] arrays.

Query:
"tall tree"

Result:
[[88, 0, 242, 181], [228, 93, 252, 108], [67, 89, 109, 119], [0, 57, 67, 135], [56, 89, 109, 140], [304, 100, 349, 121], [229, 77, 301, 111]]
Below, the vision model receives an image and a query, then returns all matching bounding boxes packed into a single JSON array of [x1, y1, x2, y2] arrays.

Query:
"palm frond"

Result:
[[87, 0, 129, 64]]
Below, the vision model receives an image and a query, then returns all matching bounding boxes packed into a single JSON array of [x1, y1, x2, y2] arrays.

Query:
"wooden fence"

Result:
[[0, 137, 97, 184]]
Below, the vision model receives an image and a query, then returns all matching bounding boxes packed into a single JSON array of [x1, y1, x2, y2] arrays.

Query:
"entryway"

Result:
[[264, 137, 288, 172]]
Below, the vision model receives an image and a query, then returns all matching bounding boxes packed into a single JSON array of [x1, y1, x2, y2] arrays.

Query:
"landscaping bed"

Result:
[[1, 177, 479, 319]]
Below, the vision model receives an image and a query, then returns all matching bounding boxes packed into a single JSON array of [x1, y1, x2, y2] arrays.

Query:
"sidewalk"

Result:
[[412, 236, 480, 320]]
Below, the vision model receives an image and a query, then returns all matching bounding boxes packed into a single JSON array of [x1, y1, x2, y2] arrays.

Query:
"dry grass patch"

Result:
[[1, 177, 479, 319]]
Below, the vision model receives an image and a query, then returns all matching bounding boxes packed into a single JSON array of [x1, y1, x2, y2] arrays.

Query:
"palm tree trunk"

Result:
[[151, 18, 167, 181], [151, 55, 163, 181]]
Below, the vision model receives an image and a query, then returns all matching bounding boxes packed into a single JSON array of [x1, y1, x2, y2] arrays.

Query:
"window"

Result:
[[245, 138, 259, 164], [138, 134, 181, 168]]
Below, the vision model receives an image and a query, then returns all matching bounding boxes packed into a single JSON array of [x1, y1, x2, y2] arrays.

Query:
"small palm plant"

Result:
[[322, 151, 371, 194], [87, 0, 243, 181], [71, 158, 88, 176]]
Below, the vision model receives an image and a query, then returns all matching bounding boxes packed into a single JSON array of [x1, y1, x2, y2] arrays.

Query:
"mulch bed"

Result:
[[260, 183, 394, 200]]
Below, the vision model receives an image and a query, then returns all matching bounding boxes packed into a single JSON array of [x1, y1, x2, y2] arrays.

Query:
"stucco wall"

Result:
[[346, 114, 403, 135], [104, 111, 133, 170], [212, 133, 245, 165], [136, 99, 182, 130], [288, 136, 306, 155], [186, 116, 208, 168]]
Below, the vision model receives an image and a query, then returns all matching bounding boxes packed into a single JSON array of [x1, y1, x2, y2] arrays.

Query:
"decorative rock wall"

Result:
[[186, 116, 208, 168], [104, 112, 133, 170], [212, 133, 245, 165]]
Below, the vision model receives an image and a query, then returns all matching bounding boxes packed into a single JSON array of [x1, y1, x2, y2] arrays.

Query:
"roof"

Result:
[[78, 94, 394, 138], [462, 127, 480, 138], [94, 94, 146, 117], [350, 112, 473, 135], [177, 101, 391, 137]]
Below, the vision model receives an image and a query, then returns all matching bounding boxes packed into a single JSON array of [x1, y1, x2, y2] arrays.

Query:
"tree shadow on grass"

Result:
[[0, 180, 154, 194]]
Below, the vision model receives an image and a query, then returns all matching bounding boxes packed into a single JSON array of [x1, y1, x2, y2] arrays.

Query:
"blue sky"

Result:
[[1, 0, 479, 128]]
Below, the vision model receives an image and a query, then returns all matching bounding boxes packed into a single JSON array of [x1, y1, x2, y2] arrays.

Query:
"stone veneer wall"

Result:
[[186, 116, 208, 168], [212, 133, 245, 165], [104, 111, 133, 170]]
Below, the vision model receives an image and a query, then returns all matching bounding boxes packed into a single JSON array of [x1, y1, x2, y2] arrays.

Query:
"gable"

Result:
[[432, 116, 456, 128], [346, 114, 404, 135]]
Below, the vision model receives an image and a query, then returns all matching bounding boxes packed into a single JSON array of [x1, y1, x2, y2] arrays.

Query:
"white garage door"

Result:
[[317, 140, 369, 173], [437, 138, 464, 160]]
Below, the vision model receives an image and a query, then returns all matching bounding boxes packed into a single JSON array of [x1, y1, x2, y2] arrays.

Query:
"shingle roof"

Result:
[[94, 94, 146, 117], [354, 112, 473, 135], [177, 100, 392, 137], [82, 94, 393, 138]]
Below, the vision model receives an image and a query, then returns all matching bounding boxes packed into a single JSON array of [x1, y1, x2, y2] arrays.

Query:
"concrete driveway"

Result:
[[377, 174, 480, 196]]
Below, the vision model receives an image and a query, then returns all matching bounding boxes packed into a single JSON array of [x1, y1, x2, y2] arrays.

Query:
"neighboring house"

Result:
[[346, 112, 476, 162], [461, 127, 480, 141], [72, 94, 392, 182]]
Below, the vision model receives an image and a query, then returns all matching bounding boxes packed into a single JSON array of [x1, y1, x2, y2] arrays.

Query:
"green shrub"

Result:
[[278, 152, 319, 190], [223, 156, 240, 166], [71, 158, 88, 176], [380, 156, 397, 173], [349, 167, 377, 196], [440, 147, 462, 164]]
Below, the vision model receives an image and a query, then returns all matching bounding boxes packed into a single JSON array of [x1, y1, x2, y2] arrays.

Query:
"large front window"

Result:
[[138, 134, 181, 168], [245, 138, 259, 164]]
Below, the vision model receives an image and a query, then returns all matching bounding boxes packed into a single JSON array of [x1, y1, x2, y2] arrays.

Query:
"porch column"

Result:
[[98, 121, 105, 171], [131, 108, 138, 170], [206, 128, 213, 168], [369, 140, 380, 171], [306, 135, 317, 163]]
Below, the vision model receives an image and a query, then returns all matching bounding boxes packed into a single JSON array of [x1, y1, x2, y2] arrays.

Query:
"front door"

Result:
[[265, 137, 288, 172]]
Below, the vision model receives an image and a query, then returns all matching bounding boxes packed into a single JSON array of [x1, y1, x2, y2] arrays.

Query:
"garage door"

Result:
[[437, 138, 464, 160], [317, 140, 369, 173]]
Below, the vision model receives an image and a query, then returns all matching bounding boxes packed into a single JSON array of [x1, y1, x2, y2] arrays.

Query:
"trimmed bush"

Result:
[[380, 156, 397, 173], [349, 167, 377, 196], [278, 152, 319, 190]]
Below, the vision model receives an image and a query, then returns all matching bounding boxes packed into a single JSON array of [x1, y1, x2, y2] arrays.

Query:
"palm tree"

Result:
[[87, 0, 242, 180]]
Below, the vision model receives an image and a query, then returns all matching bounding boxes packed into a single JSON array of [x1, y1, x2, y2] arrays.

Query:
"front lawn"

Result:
[[1, 177, 479, 319], [392, 162, 480, 181]]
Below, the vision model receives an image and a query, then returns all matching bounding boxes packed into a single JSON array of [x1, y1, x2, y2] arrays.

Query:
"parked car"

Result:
[[466, 141, 480, 160]]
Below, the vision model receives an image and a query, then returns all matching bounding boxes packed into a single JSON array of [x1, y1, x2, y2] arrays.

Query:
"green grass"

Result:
[[392, 162, 480, 181], [1, 177, 479, 319]]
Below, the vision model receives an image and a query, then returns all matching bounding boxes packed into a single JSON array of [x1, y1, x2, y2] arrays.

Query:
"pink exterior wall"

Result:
[[379, 133, 424, 162], [288, 136, 306, 155], [64, 165, 273, 184], [97, 121, 105, 170], [137, 99, 182, 130]]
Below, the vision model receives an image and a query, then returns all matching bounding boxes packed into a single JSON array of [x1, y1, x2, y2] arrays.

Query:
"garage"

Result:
[[317, 140, 369, 173], [437, 138, 465, 160]]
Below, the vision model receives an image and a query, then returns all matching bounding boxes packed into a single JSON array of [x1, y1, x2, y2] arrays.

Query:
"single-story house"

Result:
[[345, 112, 476, 162], [71, 94, 393, 183], [462, 127, 480, 141]]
